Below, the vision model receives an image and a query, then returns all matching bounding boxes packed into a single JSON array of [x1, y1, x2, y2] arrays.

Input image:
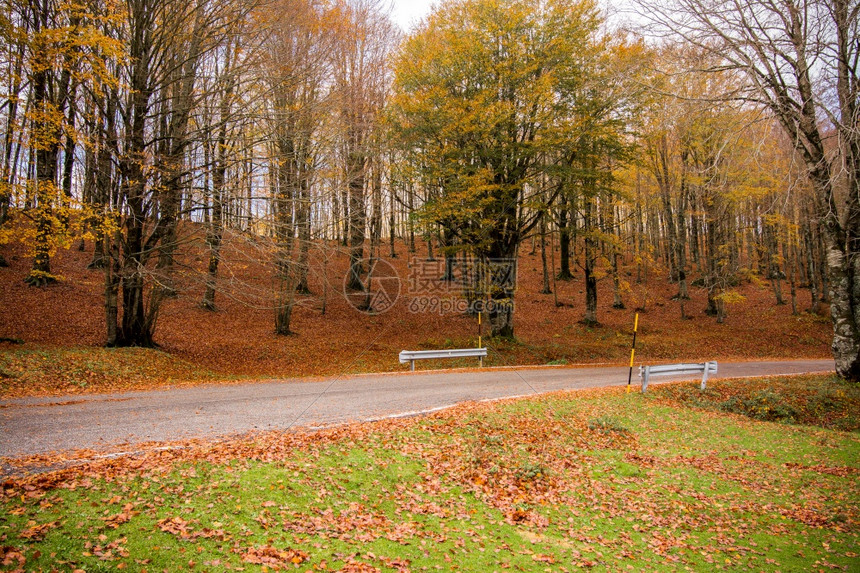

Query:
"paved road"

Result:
[[0, 360, 833, 460]]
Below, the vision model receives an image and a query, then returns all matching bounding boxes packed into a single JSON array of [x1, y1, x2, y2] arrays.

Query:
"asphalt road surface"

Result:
[[0, 359, 833, 461]]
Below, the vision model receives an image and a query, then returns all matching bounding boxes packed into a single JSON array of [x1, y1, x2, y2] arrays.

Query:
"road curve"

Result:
[[0, 359, 833, 460]]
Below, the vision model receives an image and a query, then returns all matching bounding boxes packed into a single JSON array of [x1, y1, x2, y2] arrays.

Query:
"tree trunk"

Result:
[[346, 150, 366, 290], [789, 240, 799, 315], [104, 224, 121, 346], [89, 94, 115, 270], [540, 210, 551, 294], [201, 118, 227, 310], [689, 186, 701, 270], [25, 6, 60, 286], [340, 185, 349, 248], [295, 175, 312, 294], [486, 252, 517, 338], [115, 32, 155, 347], [608, 204, 624, 309], [804, 225, 821, 313], [59, 82, 77, 229], [389, 180, 397, 257], [557, 194, 572, 280], [676, 152, 689, 299], [655, 134, 678, 281], [407, 182, 416, 253], [583, 196, 598, 325], [274, 158, 297, 335], [704, 195, 720, 318], [816, 172, 860, 380], [275, 271, 297, 335]]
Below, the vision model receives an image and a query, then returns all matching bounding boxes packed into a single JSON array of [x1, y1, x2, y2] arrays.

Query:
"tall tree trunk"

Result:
[[815, 171, 860, 380], [89, 95, 115, 270], [689, 186, 701, 271], [655, 134, 678, 281], [805, 225, 821, 314], [704, 192, 720, 318], [26, 0, 60, 286], [485, 252, 517, 338], [295, 176, 312, 294], [340, 184, 349, 248], [116, 13, 155, 347], [676, 152, 689, 299], [369, 154, 382, 261], [1, 28, 27, 227], [789, 239, 799, 315], [59, 80, 78, 229], [149, 11, 205, 305], [388, 180, 397, 257], [557, 194, 573, 280], [274, 158, 297, 335], [201, 188, 223, 310], [768, 221, 785, 305], [583, 195, 598, 325], [540, 210, 551, 294], [407, 182, 416, 253], [608, 203, 624, 309], [635, 170, 645, 283], [104, 223, 121, 346], [346, 149, 366, 290], [201, 87, 229, 310]]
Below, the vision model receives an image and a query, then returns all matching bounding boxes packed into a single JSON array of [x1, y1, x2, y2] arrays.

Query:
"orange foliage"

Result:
[[0, 230, 831, 398]]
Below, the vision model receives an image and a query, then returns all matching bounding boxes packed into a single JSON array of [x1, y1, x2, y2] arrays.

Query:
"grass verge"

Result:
[[0, 346, 229, 397], [1, 376, 857, 572], [651, 373, 860, 431]]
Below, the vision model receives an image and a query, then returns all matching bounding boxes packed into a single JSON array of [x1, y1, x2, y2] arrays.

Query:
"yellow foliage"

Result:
[[714, 289, 746, 305]]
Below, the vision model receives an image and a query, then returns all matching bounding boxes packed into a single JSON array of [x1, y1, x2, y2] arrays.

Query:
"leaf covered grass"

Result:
[[0, 346, 232, 397], [1, 376, 858, 572]]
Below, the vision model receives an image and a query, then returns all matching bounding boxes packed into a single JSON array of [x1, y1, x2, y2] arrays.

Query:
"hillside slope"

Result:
[[0, 232, 832, 396]]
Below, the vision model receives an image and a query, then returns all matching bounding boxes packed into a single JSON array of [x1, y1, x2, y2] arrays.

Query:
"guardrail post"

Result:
[[642, 366, 650, 393], [700, 361, 710, 390]]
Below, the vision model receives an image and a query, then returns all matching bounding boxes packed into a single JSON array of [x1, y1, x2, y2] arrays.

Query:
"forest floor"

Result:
[[0, 227, 833, 398], [0, 375, 857, 572]]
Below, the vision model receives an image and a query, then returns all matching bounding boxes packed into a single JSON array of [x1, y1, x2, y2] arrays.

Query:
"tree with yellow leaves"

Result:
[[389, 0, 605, 336]]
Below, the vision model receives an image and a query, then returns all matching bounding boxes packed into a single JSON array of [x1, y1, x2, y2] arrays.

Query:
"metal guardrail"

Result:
[[399, 348, 488, 371], [639, 361, 718, 392]]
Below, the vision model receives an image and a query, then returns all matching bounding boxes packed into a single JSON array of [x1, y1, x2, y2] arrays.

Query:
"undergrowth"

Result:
[[652, 374, 860, 431]]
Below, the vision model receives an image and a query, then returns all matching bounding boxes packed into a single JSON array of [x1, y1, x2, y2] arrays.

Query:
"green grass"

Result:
[[1, 377, 858, 571]]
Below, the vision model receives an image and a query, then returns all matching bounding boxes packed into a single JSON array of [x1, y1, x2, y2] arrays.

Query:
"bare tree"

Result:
[[332, 0, 397, 291], [636, 0, 860, 380], [104, 0, 249, 346], [261, 0, 336, 334]]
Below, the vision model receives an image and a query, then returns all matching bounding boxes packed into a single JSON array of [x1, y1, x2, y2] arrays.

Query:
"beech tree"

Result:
[[332, 0, 397, 292], [100, 0, 250, 346], [259, 0, 336, 334], [636, 48, 752, 320], [1, 0, 118, 285], [389, 0, 601, 337], [556, 34, 645, 324], [637, 0, 860, 379]]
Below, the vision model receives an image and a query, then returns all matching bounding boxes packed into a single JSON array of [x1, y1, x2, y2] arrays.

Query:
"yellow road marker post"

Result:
[[627, 313, 639, 393], [478, 311, 483, 367]]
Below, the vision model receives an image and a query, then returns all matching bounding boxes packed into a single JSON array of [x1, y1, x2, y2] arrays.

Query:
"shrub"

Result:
[[719, 390, 798, 423], [588, 416, 631, 434]]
